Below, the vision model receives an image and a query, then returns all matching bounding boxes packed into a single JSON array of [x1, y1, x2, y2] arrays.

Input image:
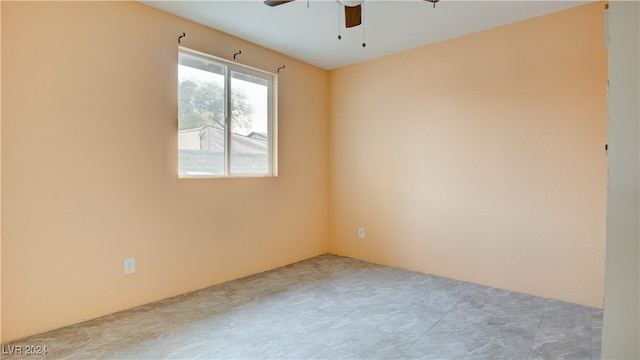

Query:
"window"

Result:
[[178, 47, 277, 178]]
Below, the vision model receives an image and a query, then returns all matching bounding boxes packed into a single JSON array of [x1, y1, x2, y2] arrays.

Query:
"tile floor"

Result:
[[2, 254, 602, 359]]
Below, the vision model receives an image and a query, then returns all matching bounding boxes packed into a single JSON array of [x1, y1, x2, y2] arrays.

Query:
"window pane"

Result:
[[178, 54, 226, 176], [230, 70, 270, 174]]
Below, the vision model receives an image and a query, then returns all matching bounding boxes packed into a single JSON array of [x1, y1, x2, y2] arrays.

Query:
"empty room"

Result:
[[1, 1, 638, 359]]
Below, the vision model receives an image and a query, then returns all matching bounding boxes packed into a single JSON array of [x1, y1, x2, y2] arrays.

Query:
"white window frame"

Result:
[[178, 46, 278, 178]]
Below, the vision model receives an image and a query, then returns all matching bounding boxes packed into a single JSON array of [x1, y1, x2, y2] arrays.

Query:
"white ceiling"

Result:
[[141, 0, 590, 70]]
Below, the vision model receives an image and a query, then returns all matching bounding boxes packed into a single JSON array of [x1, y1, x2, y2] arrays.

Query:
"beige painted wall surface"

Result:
[[1, 2, 329, 342], [329, 2, 607, 308]]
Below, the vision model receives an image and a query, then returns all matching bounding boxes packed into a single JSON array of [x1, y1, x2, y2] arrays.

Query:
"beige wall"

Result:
[[328, 2, 607, 308], [602, 1, 640, 358], [0, 2, 329, 342]]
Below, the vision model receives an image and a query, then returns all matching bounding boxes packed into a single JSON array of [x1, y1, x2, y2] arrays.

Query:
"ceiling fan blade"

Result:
[[344, 4, 362, 28], [264, 0, 295, 7]]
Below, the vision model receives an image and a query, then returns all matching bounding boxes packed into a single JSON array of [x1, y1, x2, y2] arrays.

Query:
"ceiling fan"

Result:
[[264, 0, 440, 28], [264, 0, 364, 28]]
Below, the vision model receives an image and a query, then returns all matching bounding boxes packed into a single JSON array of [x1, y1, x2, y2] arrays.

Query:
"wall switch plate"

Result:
[[124, 258, 135, 275], [358, 228, 365, 239]]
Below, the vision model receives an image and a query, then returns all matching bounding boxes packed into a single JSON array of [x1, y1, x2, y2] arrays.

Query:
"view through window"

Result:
[[178, 47, 276, 177]]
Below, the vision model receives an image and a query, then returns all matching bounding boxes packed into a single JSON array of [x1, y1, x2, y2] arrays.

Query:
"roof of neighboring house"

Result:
[[178, 126, 267, 154]]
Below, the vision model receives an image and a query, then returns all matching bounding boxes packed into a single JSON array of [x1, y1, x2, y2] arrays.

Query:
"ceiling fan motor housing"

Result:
[[338, 0, 364, 7]]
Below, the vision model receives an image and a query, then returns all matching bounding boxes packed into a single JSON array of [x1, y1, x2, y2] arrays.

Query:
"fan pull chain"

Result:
[[361, 3, 366, 47], [337, 2, 342, 40]]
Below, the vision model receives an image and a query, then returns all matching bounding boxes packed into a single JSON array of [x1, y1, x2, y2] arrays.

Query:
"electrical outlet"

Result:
[[358, 228, 365, 239], [124, 258, 135, 275]]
